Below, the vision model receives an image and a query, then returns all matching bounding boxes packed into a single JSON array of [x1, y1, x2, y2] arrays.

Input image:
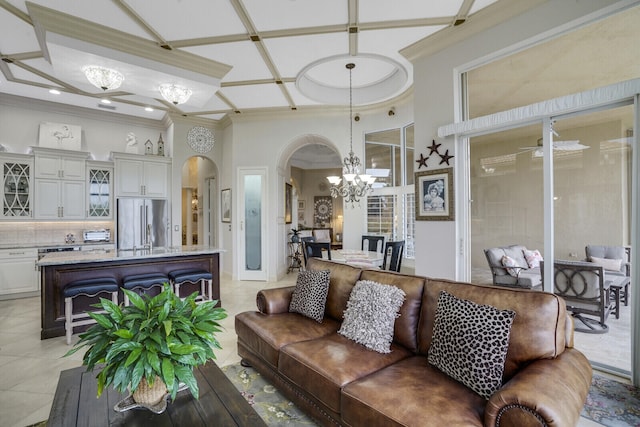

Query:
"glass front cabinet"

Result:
[[86, 161, 113, 219], [1, 154, 33, 218]]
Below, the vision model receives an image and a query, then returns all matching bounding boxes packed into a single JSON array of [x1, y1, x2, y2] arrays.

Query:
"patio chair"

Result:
[[585, 245, 631, 306], [541, 260, 614, 334]]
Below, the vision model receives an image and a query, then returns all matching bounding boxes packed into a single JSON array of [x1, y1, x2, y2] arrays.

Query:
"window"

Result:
[[365, 124, 415, 258]]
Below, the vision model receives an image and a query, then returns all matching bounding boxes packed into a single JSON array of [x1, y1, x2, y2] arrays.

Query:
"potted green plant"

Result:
[[65, 284, 227, 406], [289, 228, 301, 243]]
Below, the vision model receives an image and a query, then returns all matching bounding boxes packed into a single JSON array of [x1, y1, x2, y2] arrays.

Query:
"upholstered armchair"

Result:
[[585, 245, 631, 277]]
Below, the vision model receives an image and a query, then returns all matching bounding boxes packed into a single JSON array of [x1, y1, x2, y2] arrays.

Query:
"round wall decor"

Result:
[[187, 126, 214, 154]]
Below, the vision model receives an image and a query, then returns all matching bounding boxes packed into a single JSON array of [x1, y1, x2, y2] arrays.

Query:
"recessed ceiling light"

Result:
[[100, 99, 111, 104], [145, 107, 154, 112], [49, 89, 61, 95]]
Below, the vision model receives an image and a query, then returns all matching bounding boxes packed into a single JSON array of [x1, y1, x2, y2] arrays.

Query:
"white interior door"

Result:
[[238, 168, 267, 281]]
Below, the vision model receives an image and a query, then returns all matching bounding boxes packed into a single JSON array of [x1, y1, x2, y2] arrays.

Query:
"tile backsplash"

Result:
[[0, 221, 114, 247]]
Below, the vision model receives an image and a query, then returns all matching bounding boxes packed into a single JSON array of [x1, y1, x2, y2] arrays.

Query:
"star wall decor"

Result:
[[415, 139, 454, 169], [416, 153, 428, 169], [428, 140, 441, 155], [439, 149, 454, 165]]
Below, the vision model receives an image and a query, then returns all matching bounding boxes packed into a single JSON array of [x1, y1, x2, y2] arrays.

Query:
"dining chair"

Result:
[[361, 235, 385, 254], [303, 241, 331, 266], [382, 241, 405, 272]]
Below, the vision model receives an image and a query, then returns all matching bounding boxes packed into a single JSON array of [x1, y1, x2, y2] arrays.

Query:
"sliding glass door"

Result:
[[552, 104, 633, 375]]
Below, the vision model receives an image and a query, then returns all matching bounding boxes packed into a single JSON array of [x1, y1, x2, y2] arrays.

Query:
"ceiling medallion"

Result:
[[296, 54, 408, 105], [82, 65, 124, 91], [187, 126, 214, 154]]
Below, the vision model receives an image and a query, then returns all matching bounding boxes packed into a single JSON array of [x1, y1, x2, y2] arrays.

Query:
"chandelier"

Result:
[[327, 63, 375, 206], [82, 65, 124, 91], [159, 83, 192, 105]]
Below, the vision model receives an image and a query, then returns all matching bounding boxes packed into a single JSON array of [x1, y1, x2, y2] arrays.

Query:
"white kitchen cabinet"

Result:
[[33, 148, 88, 219], [1, 153, 33, 219], [34, 179, 85, 219], [33, 147, 87, 181], [0, 248, 38, 295], [112, 153, 170, 198], [87, 161, 113, 218]]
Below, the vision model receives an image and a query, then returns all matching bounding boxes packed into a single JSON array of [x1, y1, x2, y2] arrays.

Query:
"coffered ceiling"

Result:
[[0, 0, 498, 121]]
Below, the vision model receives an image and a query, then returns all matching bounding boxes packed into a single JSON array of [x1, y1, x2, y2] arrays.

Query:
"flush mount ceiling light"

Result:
[[82, 65, 124, 91], [159, 83, 192, 105]]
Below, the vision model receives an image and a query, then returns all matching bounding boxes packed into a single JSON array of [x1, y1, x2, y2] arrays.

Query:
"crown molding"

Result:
[[26, 2, 232, 82], [401, 0, 546, 62], [0, 92, 165, 129]]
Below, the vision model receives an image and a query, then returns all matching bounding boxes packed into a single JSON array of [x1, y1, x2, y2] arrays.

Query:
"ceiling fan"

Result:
[[518, 138, 589, 157]]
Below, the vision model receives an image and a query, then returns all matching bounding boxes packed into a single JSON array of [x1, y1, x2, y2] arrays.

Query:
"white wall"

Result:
[[0, 95, 165, 160], [409, 0, 623, 280], [227, 102, 413, 280]]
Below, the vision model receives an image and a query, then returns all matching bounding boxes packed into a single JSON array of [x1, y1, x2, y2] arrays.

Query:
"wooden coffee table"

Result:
[[47, 362, 266, 427]]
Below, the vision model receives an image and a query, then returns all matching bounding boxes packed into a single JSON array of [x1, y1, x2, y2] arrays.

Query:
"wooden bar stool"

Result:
[[63, 277, 118, 345], [168, 269, 212, 303], [122, 273, 169, 305]]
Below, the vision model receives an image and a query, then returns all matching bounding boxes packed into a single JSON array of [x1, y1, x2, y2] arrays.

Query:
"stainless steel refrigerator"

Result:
[[117, 199, 169, 250]]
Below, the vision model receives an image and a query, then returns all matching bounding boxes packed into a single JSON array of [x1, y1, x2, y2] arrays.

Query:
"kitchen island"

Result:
[[38, 246, 223, 340]]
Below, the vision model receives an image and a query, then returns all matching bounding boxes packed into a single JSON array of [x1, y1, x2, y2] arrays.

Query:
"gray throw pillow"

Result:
[[338, 280, 406, 353], [428, 290, 516, 399], [289, 270, 330, 322]]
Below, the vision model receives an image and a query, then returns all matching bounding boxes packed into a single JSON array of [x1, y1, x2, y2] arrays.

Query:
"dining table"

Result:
[[329, 249, 384, 268]]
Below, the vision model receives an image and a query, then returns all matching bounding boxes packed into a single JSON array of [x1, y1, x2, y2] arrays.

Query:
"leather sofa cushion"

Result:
[[418, 279, 567, 381], [306, 258, 362, 321], [342, 356, 485, 427], [360, 269, 425, 352], [235, 312, 339, 368], [279, 334, 411, 413]]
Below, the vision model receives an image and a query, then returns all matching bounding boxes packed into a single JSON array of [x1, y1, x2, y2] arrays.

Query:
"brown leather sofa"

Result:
[[235, 258, 592, 427]]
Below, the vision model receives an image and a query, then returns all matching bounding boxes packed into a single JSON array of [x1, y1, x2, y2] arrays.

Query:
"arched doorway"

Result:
[[181, 156, 218, 246]]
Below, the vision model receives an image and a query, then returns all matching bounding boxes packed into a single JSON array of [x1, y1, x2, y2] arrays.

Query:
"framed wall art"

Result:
[[38, 122, 82, 150], [285, 183, 292, 224], [415, 168, 454, 221], [221, 188, 231, 223]]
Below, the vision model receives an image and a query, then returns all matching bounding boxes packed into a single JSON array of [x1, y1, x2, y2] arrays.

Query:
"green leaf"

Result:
[[124, 289, 147, 312], [87, 312, 113, 329], [163, 320, 172, 336], [169, 344, 199, 355], [130, 358, 145, 392], [124, 348, 142, 367], [101, 298, 123, 323], [175, 365, 199, 400], [113, 329, 134, 339], [158, 301, 170, 323], [162, 358, 175, 391], [147, 351, 161, 374]]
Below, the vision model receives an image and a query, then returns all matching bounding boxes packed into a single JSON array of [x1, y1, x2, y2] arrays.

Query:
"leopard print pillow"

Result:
[[289, 270, 330, 322], [428, 290, 516, 399]]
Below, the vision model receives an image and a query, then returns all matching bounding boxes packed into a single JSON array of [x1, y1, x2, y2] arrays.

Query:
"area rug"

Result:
[[581, 373, 640, 426], [221, 363, 318, 426], [223, 364, 640, 427]]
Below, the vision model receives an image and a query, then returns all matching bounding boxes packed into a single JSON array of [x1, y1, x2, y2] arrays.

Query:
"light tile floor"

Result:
[[0, 273, 606, 427]]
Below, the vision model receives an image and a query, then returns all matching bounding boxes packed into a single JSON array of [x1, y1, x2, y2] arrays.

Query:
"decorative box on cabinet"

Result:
[[33, 148, 88, 219], [1, 153, 33, 218], [111, 152, 170, 198], [0, 248, 38, 296], [86, 160, 113, 218]]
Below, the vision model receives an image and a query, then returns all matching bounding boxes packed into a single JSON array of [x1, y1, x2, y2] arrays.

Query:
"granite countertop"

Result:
[[37, 245, 223, 266], [0, 241, 113, 250]]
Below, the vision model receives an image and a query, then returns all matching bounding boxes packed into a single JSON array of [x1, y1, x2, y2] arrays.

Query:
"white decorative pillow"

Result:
[[524, 249, 543, 269], [501, 255, 520, 277], [338, 280, 406, 353], [589, 256, 623, 272], [289, 270, 330, 322], [428, 291, 516, 399]]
